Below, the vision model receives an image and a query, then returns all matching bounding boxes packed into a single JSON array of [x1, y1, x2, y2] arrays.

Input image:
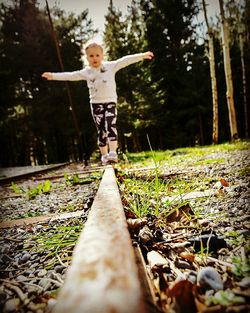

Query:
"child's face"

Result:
[[86, 46, 103, 68]]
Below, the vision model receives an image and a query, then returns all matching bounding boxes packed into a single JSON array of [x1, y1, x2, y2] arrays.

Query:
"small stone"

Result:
[[38, 278, 51, 290], [19, 253, 31, 264], [1, 245, 10, 254], [197, 267, 223, 291], [36, 224, 44, 231], [26, 285, 37, 295], [37, 269, 47, 277], [54, 265, 64, 273], [237, 229, 250, 238], [24, 269, 34, 276], [238, 277, 250, 288], [3, 298, 20, 312], [16, 275, 28, 282], [30, 262, 39, 269]]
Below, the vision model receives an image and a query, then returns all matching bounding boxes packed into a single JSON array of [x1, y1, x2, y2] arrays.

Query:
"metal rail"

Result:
[[0, 162, 69, 184], [52, 165, 147, 313]]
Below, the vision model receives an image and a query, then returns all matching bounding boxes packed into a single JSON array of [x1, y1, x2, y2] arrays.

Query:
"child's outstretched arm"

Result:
[[42, 72, 53, 80], [41, 70, 87, 81], [113, 51, 154, 72], [143, 51, 154, 60]]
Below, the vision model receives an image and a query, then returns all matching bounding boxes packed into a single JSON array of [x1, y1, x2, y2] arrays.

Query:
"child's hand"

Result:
[[41, 72, 53, 80], [143, 51, 154, 60]]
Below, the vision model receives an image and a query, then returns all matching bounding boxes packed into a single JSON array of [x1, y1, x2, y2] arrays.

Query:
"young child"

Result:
[[42, 43, 154, 165]]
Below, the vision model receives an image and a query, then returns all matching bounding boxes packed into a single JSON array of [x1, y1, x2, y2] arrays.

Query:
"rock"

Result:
[[19, 253, 31, 264], [237, 229, 250, 238], [30, 262, 39, 269], [24, 268, 35, 276], [197, 266, 223, 291], [54, 265, 64, 273], [37, 269, 47, 277], [1, 245, 10, 254], [238, 277, 250, 288], [16, 275, 28, 282], [3, 298, 20, 312], [38, 278, 52, 291]]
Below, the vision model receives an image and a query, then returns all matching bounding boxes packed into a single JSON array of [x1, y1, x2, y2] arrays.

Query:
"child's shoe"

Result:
[[101, 154, 109, 165], [108, 151, 118, 163]]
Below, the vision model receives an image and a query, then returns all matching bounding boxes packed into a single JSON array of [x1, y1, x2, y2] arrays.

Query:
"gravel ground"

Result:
[[121, 146, 250, 313], [0, 147, 249, 313], [0, 163, 101, 313]]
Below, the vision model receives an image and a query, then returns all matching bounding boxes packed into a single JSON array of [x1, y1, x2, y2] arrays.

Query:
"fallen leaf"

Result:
[[127, 217, 147, 231], [165, 203, 194, 223], [220, 178, 229, 187], [167, 279, 196, 313], [179, 252, 195, 263]]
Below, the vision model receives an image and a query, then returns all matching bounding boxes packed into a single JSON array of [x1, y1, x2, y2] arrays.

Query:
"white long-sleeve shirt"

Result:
[[52, 53, 146, 103]]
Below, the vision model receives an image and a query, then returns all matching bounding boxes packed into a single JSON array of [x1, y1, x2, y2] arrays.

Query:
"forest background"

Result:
[[0, 0, 249, 166]]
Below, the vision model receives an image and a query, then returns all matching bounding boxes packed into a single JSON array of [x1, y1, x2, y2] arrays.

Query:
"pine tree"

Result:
[[104, 0, 155, 151], [141, 0, 210, 147], [0, 0, 96, 165]]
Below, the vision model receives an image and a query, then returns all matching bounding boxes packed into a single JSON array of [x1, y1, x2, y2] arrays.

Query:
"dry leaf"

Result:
[[179, 252, 195, 263], [167, 279, 196, 313], [166, 203, 194, 223], [139, 225, 154, 244], [124, 208, 137, 219], [220, 178, 229, 187], [127, 217, 147, 231]]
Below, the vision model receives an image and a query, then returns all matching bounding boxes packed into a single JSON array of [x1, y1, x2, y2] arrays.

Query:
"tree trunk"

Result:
[[219, 0, 238, 140], [209, 35, 219, 144], [202, 0, 219, 144], [239, 28, 248, 138]]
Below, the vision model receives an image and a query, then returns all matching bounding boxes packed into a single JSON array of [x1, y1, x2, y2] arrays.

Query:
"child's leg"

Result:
[[109, 140, 117, 152], [99, 146, 108, 155], [105, 102, 118, 162], [90, 103, 108, 156], [105, 102, 118, 152]]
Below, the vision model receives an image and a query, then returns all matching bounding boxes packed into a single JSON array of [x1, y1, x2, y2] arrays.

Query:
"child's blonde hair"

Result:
[[85, 43, 103, 53]]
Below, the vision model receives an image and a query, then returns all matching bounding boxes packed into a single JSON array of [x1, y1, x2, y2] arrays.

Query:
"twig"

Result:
[[207, 256, 233, 268], [56, 252, 68, 268], [55, 229, 72, 267]]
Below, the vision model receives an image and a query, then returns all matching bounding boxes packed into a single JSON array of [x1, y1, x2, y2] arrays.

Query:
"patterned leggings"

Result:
[[90, 102, 118, 147]]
